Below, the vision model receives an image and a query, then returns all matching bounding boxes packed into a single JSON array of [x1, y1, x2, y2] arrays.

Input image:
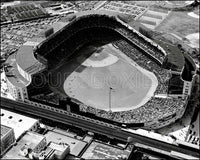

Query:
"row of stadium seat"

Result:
[[78, 38, 185, 124], [113, 40, 170, 95], [115, 27, 166, 63], [37, 14, 166, 66], [33, 14, 185, 125], [80, 96, 185, 124], [45, 27, 120, 69], [37, 15, 121, 56]]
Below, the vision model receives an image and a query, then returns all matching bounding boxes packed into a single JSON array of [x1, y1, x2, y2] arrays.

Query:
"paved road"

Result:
[[1, 97, 199, 158]]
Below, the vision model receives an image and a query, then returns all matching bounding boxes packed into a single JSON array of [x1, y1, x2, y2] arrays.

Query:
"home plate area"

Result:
[[64, 44, 157, 112]]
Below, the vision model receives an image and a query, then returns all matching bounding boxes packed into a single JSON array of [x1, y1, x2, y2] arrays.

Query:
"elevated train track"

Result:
[[1, 97, 199, 159]]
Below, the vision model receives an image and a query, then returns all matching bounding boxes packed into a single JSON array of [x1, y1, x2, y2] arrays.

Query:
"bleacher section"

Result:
[[115, 28, 166, 63], [80, 97, 185, 124], [113, 40, 170, 95], [37, 14, 167, 67], [44, 28, 119, 69], [30, 13, 187, 127]]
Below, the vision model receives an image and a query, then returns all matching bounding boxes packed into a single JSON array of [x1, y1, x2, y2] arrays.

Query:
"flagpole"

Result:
[[109, 87, 112, 112]]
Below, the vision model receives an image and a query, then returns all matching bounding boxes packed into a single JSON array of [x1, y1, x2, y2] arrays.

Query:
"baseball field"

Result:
[[59, 43, 158, 112]]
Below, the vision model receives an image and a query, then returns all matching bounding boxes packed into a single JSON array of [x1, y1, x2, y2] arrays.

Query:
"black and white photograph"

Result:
[[0, 1, 199, 159]]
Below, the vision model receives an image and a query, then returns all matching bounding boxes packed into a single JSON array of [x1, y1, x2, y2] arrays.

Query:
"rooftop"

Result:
[[16, 45, 38, 72], [13, 21, 67, 75], [5, 53, 31, 88], [44, 130, 87, 156], [1, 125, 13, 139], [3, 131, 45, 159], [1, 109, 39, 140], [16, 38, 46, 73], [81, 141, 131, 159]]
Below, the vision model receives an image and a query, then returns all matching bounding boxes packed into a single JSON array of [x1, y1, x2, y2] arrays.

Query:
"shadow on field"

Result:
[[48, 39, 119, 96]]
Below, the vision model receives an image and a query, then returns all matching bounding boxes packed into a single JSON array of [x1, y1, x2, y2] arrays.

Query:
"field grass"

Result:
[[156, 11, 199, 38], [62, 44, 157, 112]]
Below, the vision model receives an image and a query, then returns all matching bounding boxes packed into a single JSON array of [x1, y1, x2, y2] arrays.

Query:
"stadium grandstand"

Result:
[[4, 11, 197, 130]]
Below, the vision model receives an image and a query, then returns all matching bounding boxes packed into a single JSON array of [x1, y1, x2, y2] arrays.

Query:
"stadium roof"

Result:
[[1, 125, 13, 139], [5, 53, 30, 87], [16, 46, 35, 70], [15, 21, 67, 72], [16, 38, 44, 72]]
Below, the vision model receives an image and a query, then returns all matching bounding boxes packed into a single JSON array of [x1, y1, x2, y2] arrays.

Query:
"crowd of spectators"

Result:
[[33, 14, 181, 125], [113, 40, 170, 95], [73, 23, 183, 124], [37, 14, 121, 64], [1, 8, 187, 126], [114, 27, 166, 63], [60, 17, 184, 125], [79, 97, 185, 124], [37, 13, 167, 67]]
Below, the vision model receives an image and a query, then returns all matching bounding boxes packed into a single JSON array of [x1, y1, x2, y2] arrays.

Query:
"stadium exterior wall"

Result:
[[144, 97, 188, 130], [4, 12, 195, 129], [6, 77, 28, 101], [16, 63, 31, 82]]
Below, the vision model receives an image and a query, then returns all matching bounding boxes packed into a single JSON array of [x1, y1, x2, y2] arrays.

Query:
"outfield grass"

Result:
[[63, 44, 158, 112]]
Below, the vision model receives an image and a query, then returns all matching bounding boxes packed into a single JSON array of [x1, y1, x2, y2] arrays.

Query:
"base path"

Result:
[[64, 44, 158, 112]]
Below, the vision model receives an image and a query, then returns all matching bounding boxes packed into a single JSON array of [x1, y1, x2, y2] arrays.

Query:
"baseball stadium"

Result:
[[4, 11, 197, 129]]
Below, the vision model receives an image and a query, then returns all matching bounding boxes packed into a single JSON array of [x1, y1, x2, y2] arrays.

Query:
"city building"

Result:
[[4, 11, 197, 130], [1, 1, 199, 160], [0, 125, 15, 157], [48, 142, 70, 159], [44, 130, 87, 157], [185, 108, 200, 145], [1, 109, 39, 140], [3, 131, 46, 159]]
